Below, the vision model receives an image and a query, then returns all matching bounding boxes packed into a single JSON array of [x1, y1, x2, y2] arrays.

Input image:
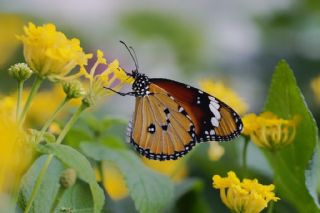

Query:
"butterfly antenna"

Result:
[[129, 46, 139, 70], [120, 40, 139, 72]]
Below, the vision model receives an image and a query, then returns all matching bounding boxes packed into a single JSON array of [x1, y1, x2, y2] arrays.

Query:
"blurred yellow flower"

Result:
[[82, 50, 133, 106], [208, 142, 225, 161], [96, 163, 128, 200], [212, 171, 279, 213], [242, 112, 299, 150], [0, 106, 33, 194], [142, 157, 187, 182], [17, 22, 92, 79], [200, 79, 248, 115], [48, 122, 61, 135], [311, 75, 320, 104], [0, 14, 24, 68]]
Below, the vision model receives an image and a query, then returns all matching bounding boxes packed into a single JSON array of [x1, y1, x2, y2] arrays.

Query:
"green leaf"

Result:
[[19, 156, 95, 212], [80, 143, 174, 213], [37, 144, 105, 213], [263, 60, 320, 212]]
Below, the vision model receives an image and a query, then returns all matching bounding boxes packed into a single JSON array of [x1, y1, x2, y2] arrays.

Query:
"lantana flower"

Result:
[[212, 171, 279, 213], [17, 22, 92, 80], [242, 112, 299, 150], [82, 50, 133, 107]]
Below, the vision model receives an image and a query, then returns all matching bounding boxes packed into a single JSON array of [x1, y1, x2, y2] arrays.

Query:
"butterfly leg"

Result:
[[103, 87, 136, 96]]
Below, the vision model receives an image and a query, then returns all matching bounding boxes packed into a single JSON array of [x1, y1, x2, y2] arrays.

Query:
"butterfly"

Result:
[[105, 41, 243, 161]]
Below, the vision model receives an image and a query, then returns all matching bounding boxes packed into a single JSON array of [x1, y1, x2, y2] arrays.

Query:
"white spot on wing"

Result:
[[209, 96, 219, 103], [210, 129, 215, 135], [211, 117, 219, 127], [210, 101, 220, 109], [209, 103, 221, 120]]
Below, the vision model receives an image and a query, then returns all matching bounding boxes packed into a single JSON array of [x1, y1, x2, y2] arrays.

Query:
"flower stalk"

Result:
[[19, 76, 43, 124], [16, 80, 24, 120], [242, 137, 250, 177]]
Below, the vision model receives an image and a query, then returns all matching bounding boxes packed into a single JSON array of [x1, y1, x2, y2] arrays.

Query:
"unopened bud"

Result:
[[8, 63, 33, 81], [63, 80, 85, 99], [59, 168, 77, 188]]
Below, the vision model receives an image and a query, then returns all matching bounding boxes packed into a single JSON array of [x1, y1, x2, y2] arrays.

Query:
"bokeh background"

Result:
[[1, 0, 320, 212]]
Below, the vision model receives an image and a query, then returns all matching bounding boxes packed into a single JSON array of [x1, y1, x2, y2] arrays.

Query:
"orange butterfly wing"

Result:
[[150, 78, 243, 142], [129, 83, 197, 160]]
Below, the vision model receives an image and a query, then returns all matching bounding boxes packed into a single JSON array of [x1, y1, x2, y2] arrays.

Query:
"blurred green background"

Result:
[[1, 0, 319, 212]]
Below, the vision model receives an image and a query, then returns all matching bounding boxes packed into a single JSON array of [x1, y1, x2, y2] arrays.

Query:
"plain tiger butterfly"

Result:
[[105, 41, 243, 161]]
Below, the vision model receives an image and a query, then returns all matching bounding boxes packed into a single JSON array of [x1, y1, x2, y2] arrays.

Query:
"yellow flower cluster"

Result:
[[242, 112, 299, 150], [213, 171, 279, 213], [311, 75, 320, 104], [0, 106, 33, 194], [82, 50, 133, 106], [17, 22, 92, 79]]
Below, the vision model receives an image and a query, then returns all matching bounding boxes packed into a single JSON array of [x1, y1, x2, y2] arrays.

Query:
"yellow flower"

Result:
[[17, 22, 92, 79], [212, 171, 279, 213], [0, 14, 24, 68], [242, 112, 299, 150], [208, 142, 225, 161], [142, 157, 187, 182], [82, 50, 133, 107], [96, 163, 128, 200], [0, 105, 33, 194], [311, 75, 320, 104], [200, 79, 248, 115]]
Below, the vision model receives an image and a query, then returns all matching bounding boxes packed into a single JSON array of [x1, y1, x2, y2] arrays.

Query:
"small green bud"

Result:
[[63, 80, 85, 99], [8, 63, 33, 81], [59, 168, 77, 188], [82, 92, 96, 108]]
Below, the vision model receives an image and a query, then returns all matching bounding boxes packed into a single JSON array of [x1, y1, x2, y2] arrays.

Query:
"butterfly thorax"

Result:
[[132, 73, 151, 97]]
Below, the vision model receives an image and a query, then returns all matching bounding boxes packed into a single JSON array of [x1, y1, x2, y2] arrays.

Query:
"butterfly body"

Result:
[[123, 72, 243, 161]]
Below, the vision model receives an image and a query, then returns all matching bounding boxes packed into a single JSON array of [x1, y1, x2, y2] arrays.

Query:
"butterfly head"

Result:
[[132, 72, 150, 97]]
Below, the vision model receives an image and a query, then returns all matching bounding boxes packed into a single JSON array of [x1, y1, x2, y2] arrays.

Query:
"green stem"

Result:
[[16, 81, 24, 121], [49, 186, 66, 213], [19, 76, 43, 124], [24, 154, 54, 213], [55, 103, 87, 145], [267, 201, 274, 213], [37, 97, 70, 143], [242, 137, 249, 177], [24, 103, 88, 213]]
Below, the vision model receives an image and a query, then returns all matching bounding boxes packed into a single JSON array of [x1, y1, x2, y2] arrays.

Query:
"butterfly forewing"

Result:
[[129, 83, 197, 160], [150, 78, 243, 142]]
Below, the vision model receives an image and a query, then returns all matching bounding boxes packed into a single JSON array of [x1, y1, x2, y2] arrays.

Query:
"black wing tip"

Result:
[[129, 138, 196, 161]]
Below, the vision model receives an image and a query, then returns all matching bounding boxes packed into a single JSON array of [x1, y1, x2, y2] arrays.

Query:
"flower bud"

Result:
[[63, 80, 85, 99], [59, 168, 77, 188], [8, 63, 33, 81]]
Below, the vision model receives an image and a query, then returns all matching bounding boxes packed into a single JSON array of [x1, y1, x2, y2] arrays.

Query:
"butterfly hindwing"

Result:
[[129, 83, 197, 160], [150, 78, 243, 142]]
